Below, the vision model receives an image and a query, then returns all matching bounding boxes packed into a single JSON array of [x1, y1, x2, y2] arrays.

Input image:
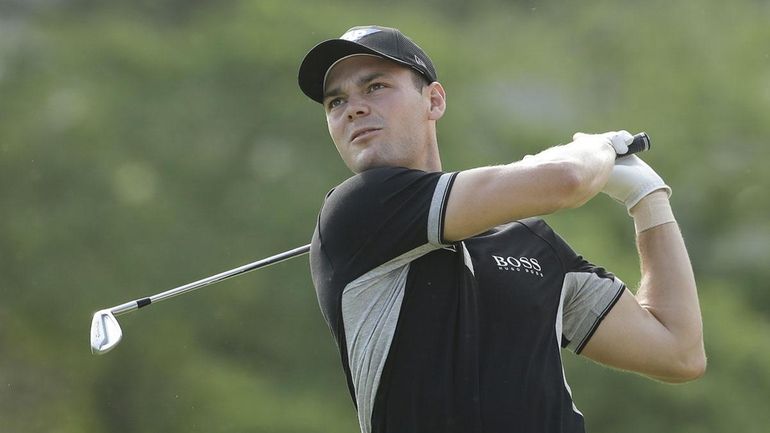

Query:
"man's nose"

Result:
[[346, 96, 370, 120]]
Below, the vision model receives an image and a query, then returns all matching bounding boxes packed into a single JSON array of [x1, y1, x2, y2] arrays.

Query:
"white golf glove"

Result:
[[603, 154, 671, 213], [602, 130, 634, 156], [572, 130, 633, 155]]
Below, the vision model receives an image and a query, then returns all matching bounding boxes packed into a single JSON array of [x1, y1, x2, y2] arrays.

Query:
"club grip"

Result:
[[617, 132, 651, 158]]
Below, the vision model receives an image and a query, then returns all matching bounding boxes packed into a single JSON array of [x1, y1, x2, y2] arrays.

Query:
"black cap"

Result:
[[298, 25, 438, 104]]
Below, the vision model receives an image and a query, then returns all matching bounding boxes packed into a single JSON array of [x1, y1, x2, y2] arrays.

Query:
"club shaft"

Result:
[[105, 134, 651, 317], [110, 244, 311, 316]]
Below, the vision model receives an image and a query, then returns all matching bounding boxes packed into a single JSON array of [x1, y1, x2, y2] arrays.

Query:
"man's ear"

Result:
[[426, 82, 446, 121]]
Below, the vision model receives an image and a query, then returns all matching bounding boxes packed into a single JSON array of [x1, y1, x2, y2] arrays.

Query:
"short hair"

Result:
[[410, 69, 430, 91]]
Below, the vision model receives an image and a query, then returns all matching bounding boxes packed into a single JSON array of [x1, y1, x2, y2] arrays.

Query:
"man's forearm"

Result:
[[520, 135, 616, 207], [633, 193, 706, 379], [443, 135, 616, 242]]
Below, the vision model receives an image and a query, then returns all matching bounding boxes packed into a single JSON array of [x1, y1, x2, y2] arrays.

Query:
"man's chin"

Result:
[[348, 153, 386, 173], [350, 161, 388, 174]]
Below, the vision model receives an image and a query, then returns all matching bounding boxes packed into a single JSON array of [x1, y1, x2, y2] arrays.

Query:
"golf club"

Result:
[[90, 243, 310, 355], [90, 132, 651, 355]]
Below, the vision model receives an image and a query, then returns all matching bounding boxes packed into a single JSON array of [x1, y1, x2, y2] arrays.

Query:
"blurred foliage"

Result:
[[1, 0, 769, 432]]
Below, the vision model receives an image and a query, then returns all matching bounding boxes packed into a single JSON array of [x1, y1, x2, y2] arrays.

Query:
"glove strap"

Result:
[[630, 190, 676, 234]]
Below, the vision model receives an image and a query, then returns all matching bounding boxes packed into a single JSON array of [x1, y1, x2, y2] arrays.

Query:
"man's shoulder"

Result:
[[470, 218, 570, 253], [516, 217, 556, 237], [325, 166, 442, 203], [474, 218, 554, 235], [338, 166, 434, 187], [513, 218, 581, 269], [312, 167, 451, 273]]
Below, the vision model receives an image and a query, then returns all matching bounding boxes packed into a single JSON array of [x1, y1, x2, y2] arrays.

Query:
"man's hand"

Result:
[[604, 130, 634, 155], [572, 130, 634, 155], [602, 155, 671, 213]]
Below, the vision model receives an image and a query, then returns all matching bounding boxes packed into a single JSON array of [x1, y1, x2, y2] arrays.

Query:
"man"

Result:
[[297, 25, 705, 433]]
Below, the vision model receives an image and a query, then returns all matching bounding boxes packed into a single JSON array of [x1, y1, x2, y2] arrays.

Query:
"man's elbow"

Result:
[[552, 160, 601, 209], [659, 349, 707, 383], [679, 350, 708, 382]]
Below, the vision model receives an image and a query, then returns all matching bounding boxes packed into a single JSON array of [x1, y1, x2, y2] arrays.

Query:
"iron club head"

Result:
[[90, 309, 123, 355], [88, 244, 311, 355]]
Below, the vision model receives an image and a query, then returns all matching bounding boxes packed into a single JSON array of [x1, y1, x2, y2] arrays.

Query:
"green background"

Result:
[[2, 0, 769, 431]]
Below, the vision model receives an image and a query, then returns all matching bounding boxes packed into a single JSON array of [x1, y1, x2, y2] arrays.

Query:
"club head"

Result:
[[91, 309, 123, 355]]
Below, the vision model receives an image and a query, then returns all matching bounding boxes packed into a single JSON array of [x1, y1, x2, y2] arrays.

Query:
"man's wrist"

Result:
[[629, 189, 676, 234]]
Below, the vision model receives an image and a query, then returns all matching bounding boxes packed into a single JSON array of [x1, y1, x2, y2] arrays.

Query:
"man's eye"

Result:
[[327, 98, 343, 109], [368, 83, 385, 92]]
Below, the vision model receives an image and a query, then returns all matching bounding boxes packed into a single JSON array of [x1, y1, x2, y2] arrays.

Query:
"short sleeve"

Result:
[[560, 265, 625, 354], [316, 167, 457, 278]]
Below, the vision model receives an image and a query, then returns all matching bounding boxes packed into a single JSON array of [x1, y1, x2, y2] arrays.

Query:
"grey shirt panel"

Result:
[[562, 272, 625, 353], [341, 243, 440, 433]]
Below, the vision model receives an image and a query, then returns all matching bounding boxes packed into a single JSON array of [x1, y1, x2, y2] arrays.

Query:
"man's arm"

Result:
[[443, 133, 617, 242], [581, 171, 706, 382]]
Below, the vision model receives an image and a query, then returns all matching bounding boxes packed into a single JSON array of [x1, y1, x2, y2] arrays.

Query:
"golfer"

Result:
[[298, 25, 705, 433]]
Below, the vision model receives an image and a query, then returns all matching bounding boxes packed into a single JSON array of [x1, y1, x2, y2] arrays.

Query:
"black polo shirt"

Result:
[[310, 167, 624, 433]]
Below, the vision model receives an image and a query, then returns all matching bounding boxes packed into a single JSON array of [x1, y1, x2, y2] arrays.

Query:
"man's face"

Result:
[[323, 55, 435, 173]]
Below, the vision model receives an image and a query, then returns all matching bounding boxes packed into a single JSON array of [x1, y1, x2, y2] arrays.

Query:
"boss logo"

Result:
[[492, 255, 544, 277]]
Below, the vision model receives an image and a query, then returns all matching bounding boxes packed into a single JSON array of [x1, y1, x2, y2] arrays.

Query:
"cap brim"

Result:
[[298, 39, 386, 103]]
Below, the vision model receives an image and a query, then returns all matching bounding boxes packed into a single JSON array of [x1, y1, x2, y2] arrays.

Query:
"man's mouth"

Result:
[[350, 127, 381, 142]]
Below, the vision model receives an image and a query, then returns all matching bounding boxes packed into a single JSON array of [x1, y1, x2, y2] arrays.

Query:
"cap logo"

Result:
[[340, 27, 381, 42], [413, 55, 427, 69]]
